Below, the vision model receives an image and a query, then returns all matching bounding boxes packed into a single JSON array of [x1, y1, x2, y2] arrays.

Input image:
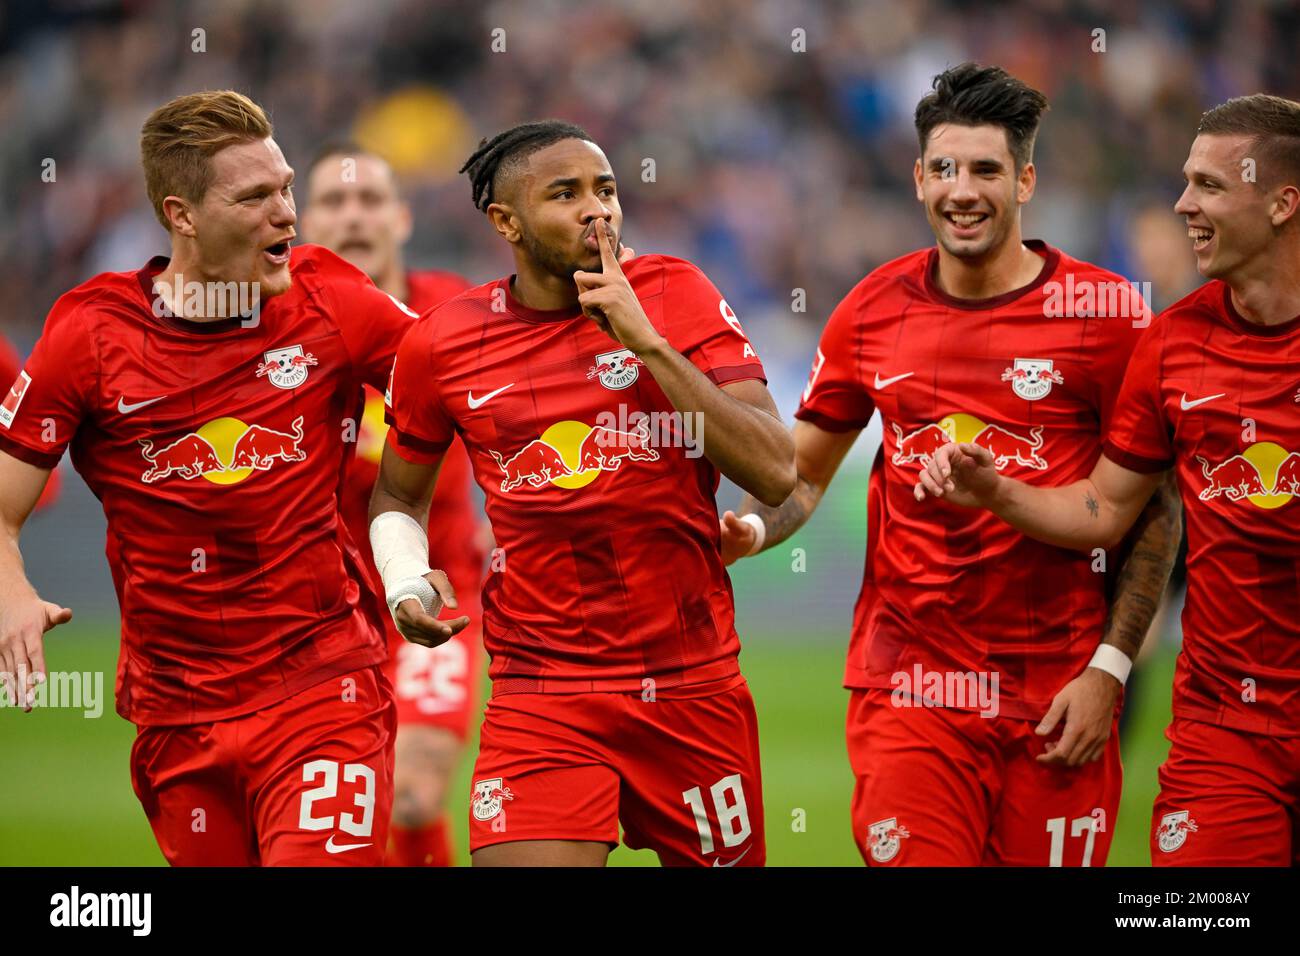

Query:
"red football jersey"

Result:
[[796, 240, 1147, 720], [385, 255, 765, 695], [338, 269, 483, 601], [0, 245, 418, 725], [1104, 281, 1300, 737], [0, 334, 60, 510]]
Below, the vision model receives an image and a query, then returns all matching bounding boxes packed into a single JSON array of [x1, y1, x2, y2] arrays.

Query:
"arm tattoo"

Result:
[[1102, 474, 1182, 660], [1085, 492, 1099, 518], [738, 476, 824, 552]]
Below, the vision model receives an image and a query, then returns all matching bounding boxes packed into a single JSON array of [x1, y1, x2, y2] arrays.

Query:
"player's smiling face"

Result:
[[190, 137, 297, 297], [501, 138, 623, 281], [301, 153, 410, 281], [914, 123, 1034, 261], [1175, 134, 1276, 282]]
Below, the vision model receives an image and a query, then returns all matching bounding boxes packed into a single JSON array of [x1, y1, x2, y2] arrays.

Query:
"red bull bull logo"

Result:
[[1196, 443, 1300, 509], [891, 413, 1049, 472], [488, 415, 671, 493], [489, 439, 574, 492], [137, 415, 308, 485]]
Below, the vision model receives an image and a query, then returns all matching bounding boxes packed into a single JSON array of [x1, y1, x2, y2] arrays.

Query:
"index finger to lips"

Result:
[[598, 220, 622, 273]]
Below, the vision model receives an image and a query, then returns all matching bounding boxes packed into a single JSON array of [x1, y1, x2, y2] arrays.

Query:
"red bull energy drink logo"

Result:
[[891, 412, 1048, 472], [138, 415, 307, 485], [1196, 442, 1300, 509], [489, 418, 661, 493], [486, 408, 700, 493]]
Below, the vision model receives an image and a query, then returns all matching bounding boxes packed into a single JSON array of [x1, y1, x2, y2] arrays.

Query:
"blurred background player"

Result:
[[917, 93, 1300, 866], [0, 90, 461, 865], [723, 64, 1181, 866], [301, 143, 485, 867], [372, 121, 796, 866]]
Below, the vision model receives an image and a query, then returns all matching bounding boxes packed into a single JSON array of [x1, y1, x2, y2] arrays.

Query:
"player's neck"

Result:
[[934, 237, 1043, 301], [155, 249, 246, 323], [373, 261, 408, 303], [510, 264, 580, 312], [1225, 244, 1300, 326]]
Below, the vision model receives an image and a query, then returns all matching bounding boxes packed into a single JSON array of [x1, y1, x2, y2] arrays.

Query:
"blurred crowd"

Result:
[[1, 0, 1296, 395]]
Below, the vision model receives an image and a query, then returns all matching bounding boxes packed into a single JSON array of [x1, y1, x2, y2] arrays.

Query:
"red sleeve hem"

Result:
[[0, 432, 62, 469], [708, 365, 767, 387], [794, 406, 870, 433], [383, 420, 451, 464], [1102, 440, 1171, 474]]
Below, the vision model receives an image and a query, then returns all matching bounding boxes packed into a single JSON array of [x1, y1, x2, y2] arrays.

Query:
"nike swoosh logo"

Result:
[[874, 371, 914, 390], [117, 395, 168, 415], [1180, 392, 1225, 411], [468, 383, 514, 409], [324, 835, 372, 854], [712, 846, 752, 867]]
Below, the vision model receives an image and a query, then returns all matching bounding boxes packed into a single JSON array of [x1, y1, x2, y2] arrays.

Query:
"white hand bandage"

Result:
[[369, 511, 436, 619], [1087, 644, 1133, 685], [739, 513, 766, 556]]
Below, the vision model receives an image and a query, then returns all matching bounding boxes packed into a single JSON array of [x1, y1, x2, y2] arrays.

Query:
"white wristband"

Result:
[[739, 513, 766, 556], [1087, 644, 1133, 685], [369, 511, 434, 617]]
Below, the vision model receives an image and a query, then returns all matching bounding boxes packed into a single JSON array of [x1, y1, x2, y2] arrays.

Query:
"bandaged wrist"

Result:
[[739, 513, 766, 556], [1087, 644, 1133, 685], [369, 511, 433, 615]]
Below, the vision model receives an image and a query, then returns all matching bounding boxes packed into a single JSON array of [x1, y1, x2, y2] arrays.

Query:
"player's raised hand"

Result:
[[573, 221, 664, 355], [719, 510, 758, 566], [0, 587, 72, 711], [913, 441, 999, 507], [393, 569, 470, 648], [1035, 667, 1121, 766]]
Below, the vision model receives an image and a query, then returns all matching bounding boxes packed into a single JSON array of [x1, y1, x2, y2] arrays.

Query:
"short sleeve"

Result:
[[312, 247, 421, 393], [1087, 281, 1150, 435], [0, 301, 94, 469], [1103, 324, 1172, 473], [794, 287, 874, 432], [383, 315, 455, 464], [661, 260, 766, 386]]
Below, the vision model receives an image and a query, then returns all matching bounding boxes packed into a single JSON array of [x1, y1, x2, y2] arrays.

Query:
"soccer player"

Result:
[[369, 120, 795, 866], [0, 91, 462, 865], [301, 142, 482, 867], [917, 93, 1300, 866], [723, 64, 1181, 866]]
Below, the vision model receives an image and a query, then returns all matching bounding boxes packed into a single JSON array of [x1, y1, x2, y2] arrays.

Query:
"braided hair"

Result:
[[459, 120, 592, 211]]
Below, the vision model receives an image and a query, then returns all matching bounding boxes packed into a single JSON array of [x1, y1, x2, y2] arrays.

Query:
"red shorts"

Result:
[[130, 665, 396, 866], [1151, 716, 1300, 865], [846, 688, 1122, 866], [469, 678, 764, 866], [384, 591, 482, 740]]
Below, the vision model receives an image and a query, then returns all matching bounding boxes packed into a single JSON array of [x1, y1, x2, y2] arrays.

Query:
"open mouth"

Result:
[[263, 240, 292, 265], [339, 239, 373, 255], [944, 211, 989, 233], [1188, 225, 1214, 252]]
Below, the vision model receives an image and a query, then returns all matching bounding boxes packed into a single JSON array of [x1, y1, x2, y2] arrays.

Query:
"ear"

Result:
[[162, 195, 197, 239], [1016, 161, 1037, 205], [1270, 184, 1300, 228], [395, 200, 414, 245], [913, 157, 925, 203], [486, 202, 522, 244]]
